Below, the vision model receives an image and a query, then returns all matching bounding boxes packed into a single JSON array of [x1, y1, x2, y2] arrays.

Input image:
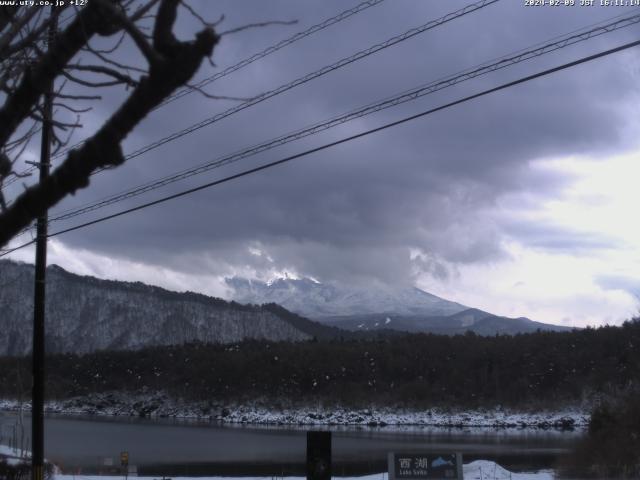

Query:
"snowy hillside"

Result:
[[226, 277, 571, 335], [0, 260, 314, 355], [226, 277, 468, 318]]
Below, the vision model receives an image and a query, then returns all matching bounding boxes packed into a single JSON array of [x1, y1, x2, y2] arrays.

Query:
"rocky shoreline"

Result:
[[0, 392, 589, 430]]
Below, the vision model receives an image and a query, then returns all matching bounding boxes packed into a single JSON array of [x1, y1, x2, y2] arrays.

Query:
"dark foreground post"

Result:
[[32, 8, 56, 480], [306, 431, 331, 480]]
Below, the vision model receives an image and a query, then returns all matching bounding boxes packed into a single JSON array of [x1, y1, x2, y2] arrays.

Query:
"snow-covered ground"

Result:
[[2, 443, 555, 479], [0, 394, 588, 429], [0, 443, 31, 466], [2, 442, 557, 479], [51, 461, 554, 479]]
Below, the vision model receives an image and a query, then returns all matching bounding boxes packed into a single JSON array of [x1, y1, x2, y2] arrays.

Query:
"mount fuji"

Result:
[[226, 276, 572, 335]]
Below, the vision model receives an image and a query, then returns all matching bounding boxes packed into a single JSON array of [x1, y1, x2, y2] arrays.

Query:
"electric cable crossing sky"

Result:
[[10, 7, 640, 240]]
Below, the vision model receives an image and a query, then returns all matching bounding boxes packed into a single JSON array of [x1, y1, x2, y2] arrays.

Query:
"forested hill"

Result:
[[1, 320, 637, 409], [0, 260, 346, 355], [0, 260, 572, 358]]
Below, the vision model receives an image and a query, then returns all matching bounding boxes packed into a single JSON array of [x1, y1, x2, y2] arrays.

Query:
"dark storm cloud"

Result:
[[40, 0, 640, 284]]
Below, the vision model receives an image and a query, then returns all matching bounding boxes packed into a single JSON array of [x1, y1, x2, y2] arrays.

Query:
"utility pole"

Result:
[[31, 8, 56, 480]]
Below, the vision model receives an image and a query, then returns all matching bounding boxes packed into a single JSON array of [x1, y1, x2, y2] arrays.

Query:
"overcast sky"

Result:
[[6, 0, 640, 327]]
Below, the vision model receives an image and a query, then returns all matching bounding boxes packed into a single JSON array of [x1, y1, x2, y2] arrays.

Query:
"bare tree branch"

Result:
[[65, 63, 139, 87], [7, 136, 34, 168], [0, 7, 39, 59], [130, 0, 162, 23], [219, 19, 297, 37], [93, 0, 162, 65], [0, 0, 219, 246], [82, 38, 147, 73], [4, 120, 40, 153], [0, 10, 59, 60], [52, 115, 82, 154], [61, 68, 127, 88], [153, 0, 180, 56], [180, 0, 220, 29], [52, 102, 92, 114], [0, 3, 109, 147], [54, 92, 102, 101], [83, 30, 126, 55], [29, 109, 81, 130], [185, 81, 253, 102]]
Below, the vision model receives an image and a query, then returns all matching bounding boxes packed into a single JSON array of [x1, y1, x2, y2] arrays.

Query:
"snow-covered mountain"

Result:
[[226, 276, 468, 318], [226, 276, 572, 335], [0, 260, 322, 356], [321, 308, 572, 335]]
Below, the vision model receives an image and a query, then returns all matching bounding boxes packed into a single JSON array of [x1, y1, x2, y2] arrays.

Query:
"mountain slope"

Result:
[[226, 276, 468, 318], [226, 277, 572, 335], [0, 260, 324, 356], [323, 308, 572, 334]]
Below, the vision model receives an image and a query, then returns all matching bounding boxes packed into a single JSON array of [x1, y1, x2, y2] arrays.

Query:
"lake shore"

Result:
[[0, 392, 589, 430], [0, 411, 575, 479]]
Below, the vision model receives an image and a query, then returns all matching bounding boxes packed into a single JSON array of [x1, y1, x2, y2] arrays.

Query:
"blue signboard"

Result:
[[388, 452, 462, 480]]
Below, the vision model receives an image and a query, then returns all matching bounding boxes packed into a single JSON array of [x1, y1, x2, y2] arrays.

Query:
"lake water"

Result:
[[0, 412, 582, 476]]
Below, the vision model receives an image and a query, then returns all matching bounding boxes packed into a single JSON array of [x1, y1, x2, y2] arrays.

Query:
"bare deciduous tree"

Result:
[[0, 0, 221, 247]]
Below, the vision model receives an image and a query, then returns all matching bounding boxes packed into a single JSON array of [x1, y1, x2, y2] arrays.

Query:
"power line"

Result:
[[44, 0, 387, 166], [158, 0, 386, 109], [7, 0, 498, 213], [49, 0, 500, 169], [3, 36, 638, 258], [8, 0, 503, 223], [41, 11, 640, 227], [4, 0, 387, 187]]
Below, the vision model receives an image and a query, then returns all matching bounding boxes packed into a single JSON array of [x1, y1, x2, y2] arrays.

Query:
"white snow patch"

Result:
[[52, 460, 555, 479], [0, 395, 588, 430], [464, 460, 554, 479], [0, 444, 30, 461]]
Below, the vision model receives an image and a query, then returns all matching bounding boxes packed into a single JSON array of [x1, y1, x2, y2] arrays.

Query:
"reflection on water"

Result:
[[0, 411, 582, 476]]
